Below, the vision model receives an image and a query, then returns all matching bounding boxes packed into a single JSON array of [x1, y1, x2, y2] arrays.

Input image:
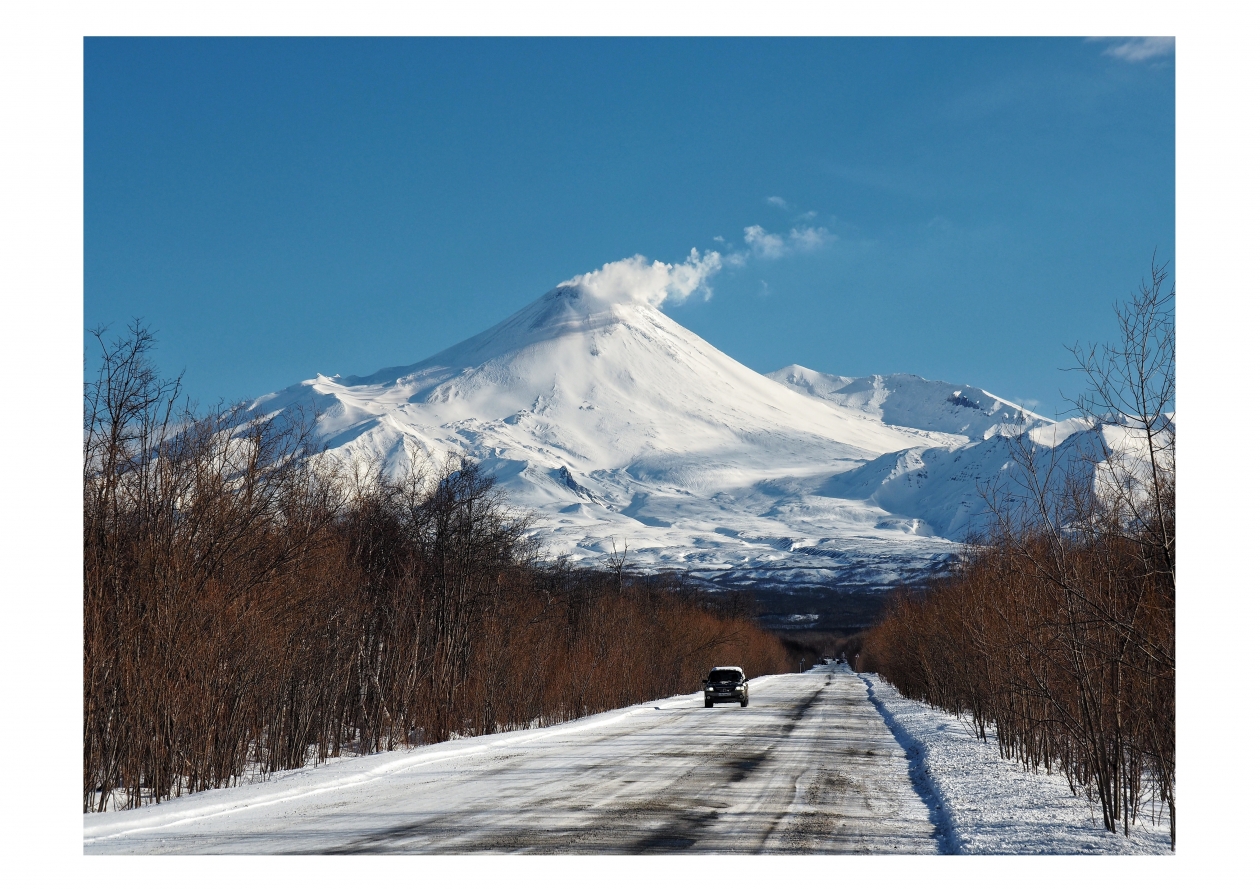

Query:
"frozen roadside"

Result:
[[84, 677, 786, 846], [858, 669, 1172, 854], [85, 670, 934, 854], [84, 689, 691, 844]]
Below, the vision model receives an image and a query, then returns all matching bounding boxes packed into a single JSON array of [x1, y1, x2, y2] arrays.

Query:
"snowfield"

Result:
[[83, 665, 1168, 854], [245, 261, 1131, 595]]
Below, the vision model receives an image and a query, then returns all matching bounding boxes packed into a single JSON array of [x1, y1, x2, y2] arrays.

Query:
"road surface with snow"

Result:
[[84, 666, 941, 854]]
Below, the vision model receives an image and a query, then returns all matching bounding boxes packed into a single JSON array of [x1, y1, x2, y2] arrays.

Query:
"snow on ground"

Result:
[[83, 664, 1169, 855], [859, 669, 1173, 854], [84, 668, 938, 854], [82, 703, 655, 846]]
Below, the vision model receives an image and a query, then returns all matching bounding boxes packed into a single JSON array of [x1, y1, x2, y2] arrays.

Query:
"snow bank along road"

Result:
[[84, 665, 941, 854]]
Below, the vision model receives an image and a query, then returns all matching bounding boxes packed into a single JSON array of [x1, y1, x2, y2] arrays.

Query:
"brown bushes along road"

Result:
[[83, 321, 790, 813], [858, 262, 1175, 848]]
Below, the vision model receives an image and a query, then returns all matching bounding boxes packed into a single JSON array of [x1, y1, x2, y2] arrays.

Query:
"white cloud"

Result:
[[766, 195, 789, 210], [562, 248, 723, 308], [744, 224, 786, 259], [1099, 37, 1174, 62], [788, 225, 834, 251], [744, 223, 835, 260]]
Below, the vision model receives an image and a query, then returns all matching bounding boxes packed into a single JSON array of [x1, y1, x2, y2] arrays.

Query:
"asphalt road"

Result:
[[84, 665, 941, 854]]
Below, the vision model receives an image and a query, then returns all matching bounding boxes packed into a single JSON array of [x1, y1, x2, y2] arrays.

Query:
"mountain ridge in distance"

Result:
[[251, 257, 1094, 623]]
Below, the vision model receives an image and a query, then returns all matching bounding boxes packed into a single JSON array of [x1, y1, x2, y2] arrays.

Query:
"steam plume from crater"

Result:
[[559, 248, 722, 308]]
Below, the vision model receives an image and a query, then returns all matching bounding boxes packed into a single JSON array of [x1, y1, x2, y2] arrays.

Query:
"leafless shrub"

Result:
[[862, 261, 1175, 848], [83, 324, 791, 812]]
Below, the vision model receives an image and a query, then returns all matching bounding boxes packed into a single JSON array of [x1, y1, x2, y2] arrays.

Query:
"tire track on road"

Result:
[[86, 668, 939, 854]]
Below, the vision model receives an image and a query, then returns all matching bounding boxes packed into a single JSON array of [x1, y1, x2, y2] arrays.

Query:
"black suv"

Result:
[[704, 666, 749, 708]]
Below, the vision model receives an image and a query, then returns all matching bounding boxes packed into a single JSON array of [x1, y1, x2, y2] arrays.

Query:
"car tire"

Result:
[[740, 697, 749, 708], [705, 699, 713, 708]]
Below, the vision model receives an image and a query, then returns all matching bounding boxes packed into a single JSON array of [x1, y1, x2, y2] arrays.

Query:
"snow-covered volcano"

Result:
[[252, 257, 1073, 595]]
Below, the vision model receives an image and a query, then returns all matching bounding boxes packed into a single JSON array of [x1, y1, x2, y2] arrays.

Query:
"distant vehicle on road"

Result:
[[704, 666, 749, 708]]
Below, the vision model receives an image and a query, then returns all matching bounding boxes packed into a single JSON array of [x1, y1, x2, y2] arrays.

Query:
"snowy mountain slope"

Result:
[[250, 256, 1096, 593], [767, 365, 1048, 441], [266, 285, 949, 474], [815, 419, 1098, 540]]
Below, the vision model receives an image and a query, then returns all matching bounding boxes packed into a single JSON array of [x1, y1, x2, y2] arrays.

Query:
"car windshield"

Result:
[[709, 670, 742, 683]]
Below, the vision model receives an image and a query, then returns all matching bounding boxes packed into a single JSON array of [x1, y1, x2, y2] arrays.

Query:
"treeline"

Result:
[[861, 529, 1174, 844], [858, 264, 1175, 847], [84, 322, 790, 813]]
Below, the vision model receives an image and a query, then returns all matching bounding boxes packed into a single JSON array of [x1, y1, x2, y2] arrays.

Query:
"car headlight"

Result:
[[706, 686, 714, 692]]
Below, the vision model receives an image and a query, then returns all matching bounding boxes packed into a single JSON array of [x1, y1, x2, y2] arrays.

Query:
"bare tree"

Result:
[[1069, 256, 1175, 584], [85, 323, 792, 813], [862, 257, 1176, 848], [606, 538, 630, 589]]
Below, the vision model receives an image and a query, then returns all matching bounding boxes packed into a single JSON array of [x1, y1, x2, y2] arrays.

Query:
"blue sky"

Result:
[[85, 37, 1173, 416]]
